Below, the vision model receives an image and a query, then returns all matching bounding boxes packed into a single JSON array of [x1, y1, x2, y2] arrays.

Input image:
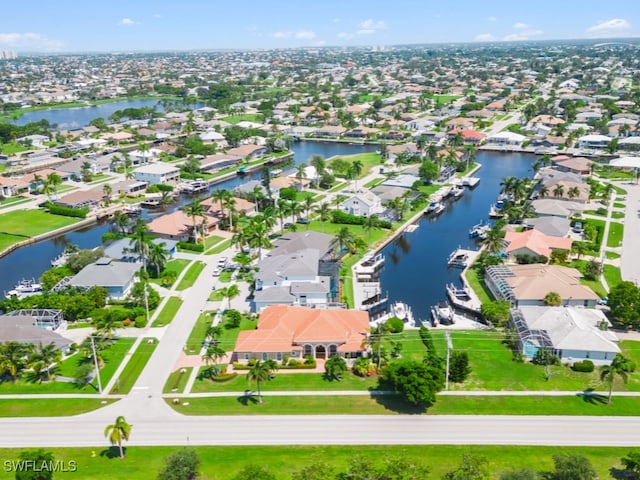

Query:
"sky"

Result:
[[1, 0, 639, 53]]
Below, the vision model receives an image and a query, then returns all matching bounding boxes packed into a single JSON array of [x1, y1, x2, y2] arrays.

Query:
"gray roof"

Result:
[[256, 248, 319, 284], [371, 185, 409, 202], [518, 306, 620, 354], [532, 199, 585, 218], [103, 238, 177, 261], [381, 173, 420, 189], [269, 231, 335, 257], [0, 316, 71, 350], [69, 258, 140, 288], [253, 286, 295, 303], [524, 217, 571, 238], [290, 277, 331, 294]]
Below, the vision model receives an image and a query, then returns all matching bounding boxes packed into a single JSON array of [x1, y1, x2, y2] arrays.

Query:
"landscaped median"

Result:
[[152, 297, 183, 327], [109, 338, 158, 394], [175, 260, 206, 290]]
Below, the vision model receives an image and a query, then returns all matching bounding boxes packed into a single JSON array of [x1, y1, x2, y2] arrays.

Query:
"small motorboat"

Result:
[[6, 279, 43, 299], [430, 301, 455, 326]]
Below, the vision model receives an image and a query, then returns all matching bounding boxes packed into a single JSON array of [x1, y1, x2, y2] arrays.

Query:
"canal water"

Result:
[[378, 151, 534, 321], [0, 141, 377, 295]]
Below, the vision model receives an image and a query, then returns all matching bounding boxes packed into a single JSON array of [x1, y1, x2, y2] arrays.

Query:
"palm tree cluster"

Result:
[[0, 341, 61, 383], [110, 216, 170, 278]]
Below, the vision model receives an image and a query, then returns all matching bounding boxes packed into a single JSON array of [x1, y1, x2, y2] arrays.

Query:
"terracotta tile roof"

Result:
[[234, 305, 369, 353], [505, 229, 572, 258]]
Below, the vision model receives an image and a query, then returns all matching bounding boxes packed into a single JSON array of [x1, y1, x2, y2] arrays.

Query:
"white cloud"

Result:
[[503, 29, 543, 41], [474, 33, 496, 42], [487, 16, 497, 22], [272, 30, 316, 40], [357, 29, 376, 35], [513, 22, 529, 29], [0, 32, 63, 51], [359, 19, 387, 31], [586, 18, 631, 36], [117, 17, 139, 27]]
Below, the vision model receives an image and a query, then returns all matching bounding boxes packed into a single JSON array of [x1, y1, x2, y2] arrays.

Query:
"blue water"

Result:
[[0, 141, 376, 294], [378, 150, 534, 320], [12, 99, 174, 129]]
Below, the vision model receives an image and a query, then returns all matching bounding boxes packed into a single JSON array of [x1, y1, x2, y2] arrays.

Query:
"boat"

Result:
[[404, 224, 419, 233], [236, 166, 247, 175], [425, 201, 445, 215], [140, 199, 162, 209], [488, 204, 505, 219], [430, 301, 455, 326], [180, 180, 209, 195], [447, 248, 469, 268], [451, 185, 464, 200], [446, 283, 471, 302], [390, 302, 417, 327], [469, 221, 490, 239], [5, 279, 43, 299], [122, 204, 141, 216]]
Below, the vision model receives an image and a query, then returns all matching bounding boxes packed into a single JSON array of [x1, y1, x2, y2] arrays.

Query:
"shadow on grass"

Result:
[[236, 392, 259, 406], [577, 388, 609, 405], [369, 379, 427, 415], [609, 467, 636, 480], [99, 446, 126, 459]]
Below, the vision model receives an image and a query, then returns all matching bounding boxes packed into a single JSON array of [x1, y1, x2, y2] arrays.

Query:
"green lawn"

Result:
[[206, 238, 232, 255], [185, 311, 214, 353], [110, 339, 158, 394], [614, 202, 626, 208], [0, 445, 630, 479], [307, 221, 388, 247], [149, 258, 190, 287], [0, 142, 30, 155], [0, 209, 81, 238], [0, 399, 116, 417], [605, 251, 621, 260], [464, 267, 494, 305], [209, 289, 225, 301], [364, 177, 385, 189], [328, 152, 383, 177], [151, 297, 183, 327], [220, 113, 261, 124], [0, 233, 26, 252], [163, 367, 193, 394], [203, 234, 224, 249], [216, 314, 256, 352], [327, 181, 348, 193], [603, 264, 622, 290], [175, 261, 206, 290], [610, 184, 628, 195], [218, 270, 232, 283], [607, 222, 624, 248], [612, 211, 625, 219], [0, 196, 31, 209], [430, 94, 462, 105]]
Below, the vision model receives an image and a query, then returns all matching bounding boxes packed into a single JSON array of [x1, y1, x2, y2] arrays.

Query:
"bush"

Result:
[[212, 372, 238, 382], [330, 210, 391, 229], [385, 317, 404, 333], [122, 318, 131, 327], [44, 201, 89, 218], [279, 187, 297, 200], [304, 354, 316, 367], [134, 316, 146, 328], [178, 241, 204, 252], [571, 360, 595, 372]]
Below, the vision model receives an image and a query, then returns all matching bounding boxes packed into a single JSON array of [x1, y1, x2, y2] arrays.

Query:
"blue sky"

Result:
[[1, 0, 638, 53]]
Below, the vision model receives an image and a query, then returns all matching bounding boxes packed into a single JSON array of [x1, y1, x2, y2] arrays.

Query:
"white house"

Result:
[[129, 148, 163, 165], [511, 306, 620, 366], [486, 131, 526, 147], [133, 163, 180, 185], [339, 191, 383, 217]]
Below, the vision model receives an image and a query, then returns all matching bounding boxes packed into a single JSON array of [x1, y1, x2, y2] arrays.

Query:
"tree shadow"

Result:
[[99, 446, 125, 459], [577, 388, 608, 405], [369, 379, 427, 415], [609, 467, 636, 480], [236, 392, 259, 406]]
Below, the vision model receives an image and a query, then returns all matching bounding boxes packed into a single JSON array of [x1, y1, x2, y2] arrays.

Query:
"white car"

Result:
[[212, 267, 223, 276], [217, 257, 228, 267]]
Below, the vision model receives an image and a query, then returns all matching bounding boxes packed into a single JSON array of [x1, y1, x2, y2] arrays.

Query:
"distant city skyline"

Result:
[[1, 0, 639, 53]]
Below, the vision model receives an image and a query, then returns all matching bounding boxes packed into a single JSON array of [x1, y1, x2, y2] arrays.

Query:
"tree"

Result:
[[27, 342, 61, 383], [44, 173, 62, 201], [480, 300, 511, 327], [543, 291, 562, 306], [131, 217, 150, 269], [419, 160, 439, 184], [80, 161, 93, 182], [324, 354, 347, 381], [148, 241, 169, 278], [183, 197, 204, 244], [157, 448, 200, 480], [0, 341, 27, 382], [383, 359, 444, 407], [483, 223, 505, 254], [600, 353, 633, 404], [336, 226, 354, 256], [104, 416, 132, 459], [221, 284, 240, 311], [15, 448, 56, 480], [567, 186, 580, 200], [553, 184, 565, 198], [449, 351, 471, 383], [548, 453, 596, 480], [111, 210, 130, 235], [247, 360, 272, 404], [621, 451, 640, 478], [102, 183, 112, 204], [499, 468, 539, 480], [443, 452, 490, 480], [350, 159, 364, 189], [231, 464, 276, 480], [607, 281, 640, 329]]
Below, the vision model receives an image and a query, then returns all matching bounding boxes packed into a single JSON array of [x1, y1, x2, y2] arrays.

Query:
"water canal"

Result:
[[378, 150, 534, 321]]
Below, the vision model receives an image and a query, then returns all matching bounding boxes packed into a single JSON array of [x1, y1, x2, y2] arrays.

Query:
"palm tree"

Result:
[[483, 224, 505, 254], [276, 199, 291, 230], [147, 241, 169, 278], [500, 176, 516, 197], [324, 354, 348, 381], [159, 191, 175, 211], [202, 344, 226, 373], [138, 142, 150, 164], [183, 197, 204, 244], [314, 202, 332, 229], [222, 284, 240, 311], [350, 159, 364, 190], [122, 154, 133, 180], [31, 173, 43, 194], [543, 291, 562, 306], [28, 342, 61, 382], [111, 210, 130, 235], [538, 185, 549, 198], [0, 342, 27, 382], [553, 184, 565, 198], [131, 217, 150, 269], [600, 354, 632, 404], [247, 221, 271, 260], [295, 162, 307, 191], [567, 186, 580, 200], [251, 185, 264, 213], [247, 360, 271, 404], [104, 416, 132, 459], [427, 142, 438, 162], [336, 226, 354, 256], [310, 155, 325, 185], [363, 215, 379, 242], [45, 173, 63, 201], [221, 190, 236, 231], [303, 196, 315, 222], [102, 183, 113, 204]]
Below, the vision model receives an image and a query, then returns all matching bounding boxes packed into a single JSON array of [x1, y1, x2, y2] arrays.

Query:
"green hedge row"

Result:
[[178, 241, 204, 252], [45, 201, 89, 218]]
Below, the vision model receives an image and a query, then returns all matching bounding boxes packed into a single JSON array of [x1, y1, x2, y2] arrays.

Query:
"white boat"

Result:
[[488, 203, 505, 219], [390, 302, 417, 327], [469, 222, 490, 239], [451, 185, 464, 199], [447, 248, 469, 268], [6, 279, 43, 299], [430, 301, 455, 326], [122, 204, 141, 216], [425, 201, 445, 215]]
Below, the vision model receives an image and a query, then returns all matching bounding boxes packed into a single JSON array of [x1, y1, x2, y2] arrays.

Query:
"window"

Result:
[[244, 353, 249, 360], [262, 352, 268, 360], [585, 352, 590, 359], [276, 352, 282, 361], [291, 351, 298, 357]]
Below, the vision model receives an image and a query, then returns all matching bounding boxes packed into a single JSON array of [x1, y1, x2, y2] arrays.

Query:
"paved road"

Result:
[[621, 182, 640, 285], [1, 413, 640, 448]]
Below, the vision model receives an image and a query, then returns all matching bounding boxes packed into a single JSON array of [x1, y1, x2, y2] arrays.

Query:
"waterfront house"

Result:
[[523, 217, 571, 238], [199, 154, 240, 172], [68, 257, 140, 300], [133, 163, 180, 186], [0, 176, 29, 198], [578, 134, 611, 150], [234, 305, 369, 363], [510, 306, 619, 366], [147, 209, 219, 242], [55, 188, 104, 210], [102, 237, 177, 262], [486, 131, 526, 147], [531, 198, 585, 218], [485, 264, 599, 308], [226, 144, 267, 160], [447, 129, 486, 145], [550, 156, 593, 176], [339, 191, 384, 217], [504, 229, 572, 262]]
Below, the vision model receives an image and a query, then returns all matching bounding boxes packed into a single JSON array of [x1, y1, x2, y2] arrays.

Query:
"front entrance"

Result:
[[315, 345, 326, 359]]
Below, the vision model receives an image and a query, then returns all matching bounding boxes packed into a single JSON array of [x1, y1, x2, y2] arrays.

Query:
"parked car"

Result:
[[283, 222, 293, 229], [296, 217, 310, 224], [212, 267, 223, 276], [572, 222, 583, 234], [598, 297, 608, 305], [217, 257, 228, 267]]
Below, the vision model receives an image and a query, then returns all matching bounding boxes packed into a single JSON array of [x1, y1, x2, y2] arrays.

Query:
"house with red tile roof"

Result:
[[234, 305, 370, 363], [504, 229, 572, 261], [447, 129, 486, 145]]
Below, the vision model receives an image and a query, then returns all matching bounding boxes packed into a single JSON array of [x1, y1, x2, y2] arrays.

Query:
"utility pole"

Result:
[[91, 336, 103, 394], [144, 282, 150, 326], [445, 331, 453, 391]]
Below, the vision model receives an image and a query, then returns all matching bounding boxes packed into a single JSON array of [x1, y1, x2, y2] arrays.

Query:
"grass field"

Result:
[[464, 267, 494, 305], [0, 445, 631, 479], [0, 399, 116, 418], [149, 259, 190, 287], [185, 311, 214, 353], [220, 113, 261, 124], [110, 339, 158, 394], [606, 251, 621, 260], [175, 261, 205, 290], [151, 297, 183, 327], [603, 264, 622, 290], [163, 367, 193, 394], [0, 209, 81, 239], [607, 222, 624, 247], [206, 238, 232, 255], [215, 314, 256, 352]]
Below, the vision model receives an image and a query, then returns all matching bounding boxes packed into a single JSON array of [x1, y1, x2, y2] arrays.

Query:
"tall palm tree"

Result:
[[276, 199, 291, 230], [567, 186, 580, 200], [45, 173, 63, 201], [220, 190, 236, 231], [131, 217, 150, 269], [600, 354, 631, 404], [310, 155, 325, 185], [427, 142, 438, 162], [500, 176, 516, 197], [350, 159, 364, 190], [104, 416, 132, 459], [247, 220, 271, 260], [183, 197, 204, 244], [251, 185, 264, 213], [538, 185, 549, 198], [553, 184, 565, 198], [483, 224, 505, 254], [0, 342, 27, 382], [147, 241, 169, 278], [159, 191, 175, 211], [295, 162, 307, 191], [122, 154, 133, 180], [28, 342, 61, 382], [202, 344, 226, 373], [222, 284, 240, 311], [102, 183, 113, 204], [111, 211, 130, 235], [303, 196, 315, 221], [314, 202, 332, 226], [247, 360, 271, 404], [336, 226, 354, 256]]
